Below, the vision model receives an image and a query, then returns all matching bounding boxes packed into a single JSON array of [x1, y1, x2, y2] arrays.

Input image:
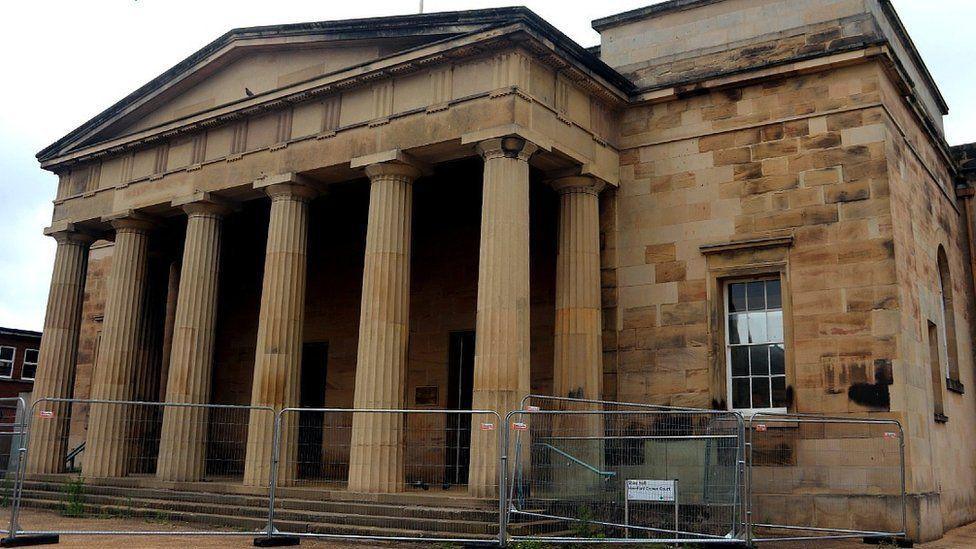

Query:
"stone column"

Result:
[[26, 226, 95, 475], [468, 137, 538, 497], [243, 178, 316, 486], [84, 215, 154, 478], [347, 161, 420, 493], [550, 175, 605, 495], [552, 175, 605, 401], [156, 196, 231, 482]]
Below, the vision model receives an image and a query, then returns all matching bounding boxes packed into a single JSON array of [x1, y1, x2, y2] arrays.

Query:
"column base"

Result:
[[0, 534, 60, 547], [253, 534, 300, 547]]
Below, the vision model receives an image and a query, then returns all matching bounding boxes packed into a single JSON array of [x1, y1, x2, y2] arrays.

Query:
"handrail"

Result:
[[65, 441, 85, 471], [536, 442, 615, 479]]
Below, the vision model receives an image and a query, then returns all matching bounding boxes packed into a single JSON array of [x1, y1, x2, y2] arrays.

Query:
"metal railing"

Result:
[[0, 397, 28, 539], [505, 407, 747, 545], [746, 412, 908, 544], [262, 407, 505, 545], [0, 395, 910, 546], [10, 398, 275, 542]]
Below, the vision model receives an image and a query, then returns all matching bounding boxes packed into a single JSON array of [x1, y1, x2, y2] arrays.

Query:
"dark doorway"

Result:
[[298, 342, 328, 478], [445, 331, 475, 487]]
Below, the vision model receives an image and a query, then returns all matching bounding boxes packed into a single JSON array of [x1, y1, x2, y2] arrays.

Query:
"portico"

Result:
[[27, 14, 621, 494]]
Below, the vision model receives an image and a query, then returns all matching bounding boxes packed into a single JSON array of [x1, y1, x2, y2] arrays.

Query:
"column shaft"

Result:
[[347, 162, 419, 493], [243, 182, 315, 486], [468, 137, 537, 497], [84, 218, 153, 478], [552, 177, 604, 401], [26, 230, 93, 475], [550, 176, 605, 497], [157, 202, 228, 481]]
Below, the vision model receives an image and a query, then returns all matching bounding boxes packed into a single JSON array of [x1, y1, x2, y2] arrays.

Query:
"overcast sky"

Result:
[[1, 0, 973, 332]]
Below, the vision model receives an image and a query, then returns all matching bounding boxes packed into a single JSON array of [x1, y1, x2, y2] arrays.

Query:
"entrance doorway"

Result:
[[445, 331, 475, 487], [298, 342, 328, 478]]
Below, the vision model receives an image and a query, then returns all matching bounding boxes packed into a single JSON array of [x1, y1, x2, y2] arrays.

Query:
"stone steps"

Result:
[[16, 480, 561, 539]]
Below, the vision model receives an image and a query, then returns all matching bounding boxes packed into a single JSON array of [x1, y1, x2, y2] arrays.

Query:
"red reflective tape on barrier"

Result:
[[479, 422, 495, 431], [525, 405, 540, 412], [512, 422, 528, 431], [39, 410, 54, 418], [755, 424, 767, 432], [884, 432, 898, 439]]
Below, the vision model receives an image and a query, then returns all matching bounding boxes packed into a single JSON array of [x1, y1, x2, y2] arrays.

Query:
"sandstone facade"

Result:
[[28, 0, 975, 541]]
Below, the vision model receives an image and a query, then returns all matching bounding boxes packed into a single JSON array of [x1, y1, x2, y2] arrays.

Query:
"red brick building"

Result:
[[0, 328, 41, 406]]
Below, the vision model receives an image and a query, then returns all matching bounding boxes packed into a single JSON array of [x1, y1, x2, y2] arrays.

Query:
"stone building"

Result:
[[0, 328, 41, 405], [27, 0, 976, 541]]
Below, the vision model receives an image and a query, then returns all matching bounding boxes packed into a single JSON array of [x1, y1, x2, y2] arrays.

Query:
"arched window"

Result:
[[938, 246, 962, 391]]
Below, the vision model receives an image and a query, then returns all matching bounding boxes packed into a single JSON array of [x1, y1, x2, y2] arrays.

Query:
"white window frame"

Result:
[[21, 348, 38, 381], [0, 346, 14, 380], [724, 276, 788, 416]]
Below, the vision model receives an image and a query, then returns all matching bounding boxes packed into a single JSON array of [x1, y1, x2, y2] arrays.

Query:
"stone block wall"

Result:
[[879, 72, 976, 537], [609, 58, 976, 539], [614, 62, 897, 411]]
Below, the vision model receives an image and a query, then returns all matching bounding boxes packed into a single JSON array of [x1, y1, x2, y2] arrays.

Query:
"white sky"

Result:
[[1, 0, 973, 331]]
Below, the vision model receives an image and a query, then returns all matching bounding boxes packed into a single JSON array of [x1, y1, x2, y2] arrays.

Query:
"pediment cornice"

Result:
[[39, 9, 634, 170]]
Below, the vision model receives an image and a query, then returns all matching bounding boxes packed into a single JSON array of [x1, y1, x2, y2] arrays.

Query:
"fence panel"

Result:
[[264, 408, 504, 544], [747, 413, 908, 543], [505, 407, 746, 545], [0, 397, 27, 537], [14, 398, 274, 539]]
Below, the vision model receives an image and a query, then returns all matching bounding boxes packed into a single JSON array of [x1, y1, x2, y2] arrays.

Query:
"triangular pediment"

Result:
[[39, 8, 633, 166], [37, 9, 537, 162], [96, 36, 448, 142]]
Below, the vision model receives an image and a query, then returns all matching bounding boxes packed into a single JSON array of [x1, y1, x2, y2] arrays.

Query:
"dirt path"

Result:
[[5, 508, 976, 548]]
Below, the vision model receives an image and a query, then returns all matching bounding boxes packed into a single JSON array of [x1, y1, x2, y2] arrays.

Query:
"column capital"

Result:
[[352, 149, 429, 180], [364, 161, 424, 181], [103, 211, 157, 233], [173, 192, 235, 217], [254, 173, 319, 202], [476, 136, 539, 162], [548, 175, 606, 196], [43, 222, 97, 246]]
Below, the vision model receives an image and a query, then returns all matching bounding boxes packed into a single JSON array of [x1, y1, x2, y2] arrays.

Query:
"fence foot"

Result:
[[0, 535, 60, 547], [462, 542, 500, 548], [253, 535, 300, 547], [863, 536, 913, 548]]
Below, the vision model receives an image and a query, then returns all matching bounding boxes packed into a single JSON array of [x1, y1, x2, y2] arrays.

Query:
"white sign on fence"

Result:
[[626, 479, 676, 502]]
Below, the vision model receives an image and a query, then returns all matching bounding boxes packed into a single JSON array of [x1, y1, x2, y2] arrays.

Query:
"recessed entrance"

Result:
[[298, 341, 328, 478], [445, 331, 475, 487]]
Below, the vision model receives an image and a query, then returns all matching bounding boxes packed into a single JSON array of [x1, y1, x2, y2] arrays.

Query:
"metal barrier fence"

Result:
[[11, 398, 275, 541], [505, 407, 747, 545], [0, 397, 27, 538], [746, 412, 908, 544], [0, 396, 910, 547], [263, 408, 504, 544]]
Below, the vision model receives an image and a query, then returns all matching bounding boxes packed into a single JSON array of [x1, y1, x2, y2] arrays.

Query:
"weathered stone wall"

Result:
[[68, 243, 111, 463], [613, 62, 897, 411], [595, 0, 946, 133], [609, 57, 976, 539], [880, 73, 976, 538]]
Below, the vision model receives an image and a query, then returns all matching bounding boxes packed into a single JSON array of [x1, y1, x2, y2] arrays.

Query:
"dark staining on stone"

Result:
[[875, 359, 894, 385], [848, 382, 890, 409]]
